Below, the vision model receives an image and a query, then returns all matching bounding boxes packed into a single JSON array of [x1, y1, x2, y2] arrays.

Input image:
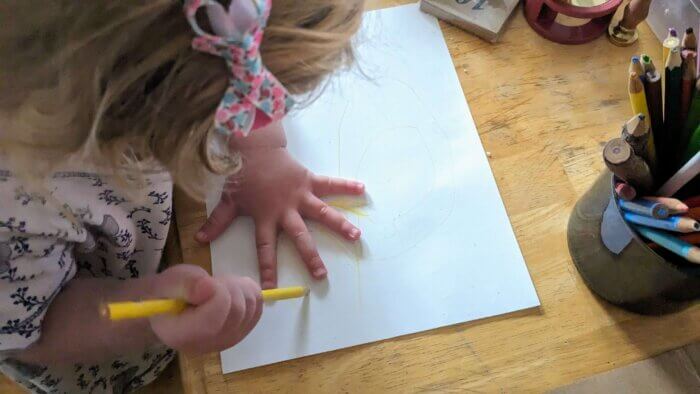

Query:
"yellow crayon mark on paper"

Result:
[[327, 198, 369, 217], [322, 202, 365, 306], [324, 194, 369, 307]]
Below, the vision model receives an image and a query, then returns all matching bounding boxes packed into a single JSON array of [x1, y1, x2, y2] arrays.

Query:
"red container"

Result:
[[524, 0, 624, 44]]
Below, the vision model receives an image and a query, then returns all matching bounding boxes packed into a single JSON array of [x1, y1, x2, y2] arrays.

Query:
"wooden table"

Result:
[[173, 2, 700, 392]]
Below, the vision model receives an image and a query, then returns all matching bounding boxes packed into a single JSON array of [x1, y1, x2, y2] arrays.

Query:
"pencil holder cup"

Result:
[[567, 171, 700, 315]]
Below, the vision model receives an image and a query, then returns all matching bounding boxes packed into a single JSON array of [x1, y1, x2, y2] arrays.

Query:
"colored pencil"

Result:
[[697, 24, 700, 77], [621, 113, 655, 170], [623, 212, 700, 233], [641, 54, 654, 74], [644, 68, 664, 151], [627, 71, 656, 172], [682, 79, 700, 160], [658, 151, 700, 196], [663, 28, 680, 71], [636, 225, 700, 264], [684, 122, 700, 162], [628, 72, 651, 129], [615, 182, 637, 201], [684, 195, 700, 208], [681, 53, 697, 131], [648, 232, 700, 248], [105, 299, 187, 321], [688, 207, 700, 221], [682, 27, 697, 51], [621, 113, 646, 141], [603, 138, 654, 192], [261, 286, 309, 301], [104, 286, 310, 320], [619, 199, 669, 218], [643, 196, 689, 213], [629, 56, 645, 81], [664, 47, 683, 163]]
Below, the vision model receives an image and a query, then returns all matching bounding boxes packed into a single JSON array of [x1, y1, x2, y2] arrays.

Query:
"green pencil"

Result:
[[683, 80, 700, 161], [641, 54, 654, 74], [686, 123, 700, 161]]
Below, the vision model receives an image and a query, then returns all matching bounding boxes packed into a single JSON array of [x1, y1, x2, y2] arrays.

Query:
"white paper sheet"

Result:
[[207, 3, 539, 374]]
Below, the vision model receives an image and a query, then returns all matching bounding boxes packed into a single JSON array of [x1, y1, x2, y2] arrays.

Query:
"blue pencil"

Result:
[[618, 199, 669, 218], [635, 225, 700, 264], [623, 212, 700, 233], [629, 56, 645, 82]]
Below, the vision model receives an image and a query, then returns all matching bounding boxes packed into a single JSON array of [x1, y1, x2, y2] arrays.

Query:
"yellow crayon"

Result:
[[104, 286, 309, 320], [262, 286, 310, 301], [628, 72, 655, 164], [629, 72, 650, 127], [104, 299, 187, 321]]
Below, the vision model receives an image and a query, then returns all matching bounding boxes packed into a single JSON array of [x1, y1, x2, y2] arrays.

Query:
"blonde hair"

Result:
[[0, 0, 364, 199]]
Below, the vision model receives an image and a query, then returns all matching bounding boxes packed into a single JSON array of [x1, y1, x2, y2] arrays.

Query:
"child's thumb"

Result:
[[187, 276, 217, 306], [156, 264, 214, 303]]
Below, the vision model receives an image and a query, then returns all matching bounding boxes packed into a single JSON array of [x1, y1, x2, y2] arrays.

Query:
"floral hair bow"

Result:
[[184, 0, 294, 138]]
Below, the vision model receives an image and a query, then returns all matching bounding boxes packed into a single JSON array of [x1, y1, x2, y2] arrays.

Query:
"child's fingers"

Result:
[[219, 276, 250, 324], [150, 279, 231, 349], [155, 264, 212, 300], [281, 212, 327, 280], [301, 195, 361, 241], [222, 276, 263, 346], [312, 175, 365, 197], [243, 279, 263, 332], [196, 195, 238, 243], [254, 222, 278, 289], [180, 279, 231, 328]]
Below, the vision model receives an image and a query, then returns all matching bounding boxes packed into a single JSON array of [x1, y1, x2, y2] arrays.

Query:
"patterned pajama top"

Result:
[[0, 163, 175, 393]]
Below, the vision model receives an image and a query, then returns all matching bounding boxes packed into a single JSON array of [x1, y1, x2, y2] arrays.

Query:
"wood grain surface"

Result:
[[4, 1, 699, 393], [172, 2, 700, 392]]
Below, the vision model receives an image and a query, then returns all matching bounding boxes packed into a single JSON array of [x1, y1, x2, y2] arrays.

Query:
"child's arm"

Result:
[[11, 265, 261, 365], [197, 121, 366, 289]]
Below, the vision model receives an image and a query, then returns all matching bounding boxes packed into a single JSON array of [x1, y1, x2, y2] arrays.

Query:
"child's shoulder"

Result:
[[0, 165, 173, 242]]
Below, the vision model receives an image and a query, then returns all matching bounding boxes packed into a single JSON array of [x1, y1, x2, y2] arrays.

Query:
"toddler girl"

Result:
[[0, 0, 365, 392]]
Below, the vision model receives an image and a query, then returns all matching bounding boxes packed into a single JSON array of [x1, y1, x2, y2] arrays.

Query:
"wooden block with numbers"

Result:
[[419, 0, 519, 43]]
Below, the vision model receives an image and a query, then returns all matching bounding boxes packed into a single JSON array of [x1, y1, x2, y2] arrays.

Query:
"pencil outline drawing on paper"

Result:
[[319, 73, 458, 263], [209, 4, 539, 374]]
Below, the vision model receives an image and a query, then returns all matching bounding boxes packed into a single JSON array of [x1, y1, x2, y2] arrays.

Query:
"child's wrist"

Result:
[[110, 274, 162, 301], [229, 121, 287, 151], [111, 275, 162, 344]]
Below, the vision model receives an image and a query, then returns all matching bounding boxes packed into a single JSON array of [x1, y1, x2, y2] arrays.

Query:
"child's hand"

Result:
[[149, 265, 262, 354], [197, 146, 365, 289]]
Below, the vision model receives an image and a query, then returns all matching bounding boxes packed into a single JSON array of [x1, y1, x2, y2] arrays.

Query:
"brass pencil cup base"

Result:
[[567, 171, 700, 315]]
